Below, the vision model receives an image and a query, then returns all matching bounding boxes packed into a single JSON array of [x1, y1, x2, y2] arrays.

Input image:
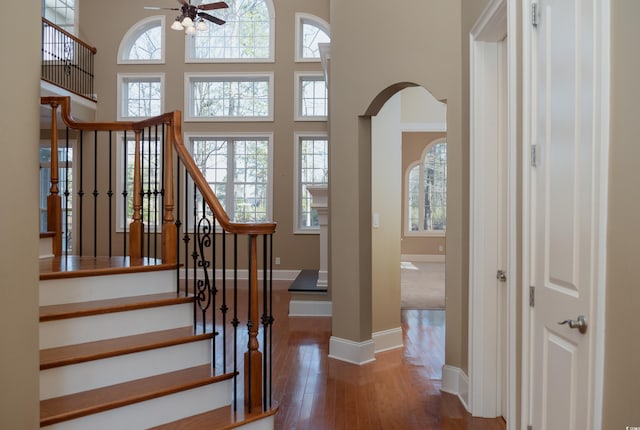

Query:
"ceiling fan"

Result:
[[145, 0, 228, 33]]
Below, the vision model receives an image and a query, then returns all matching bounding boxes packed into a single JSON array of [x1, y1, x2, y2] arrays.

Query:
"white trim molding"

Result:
[[400, 254, 445, 263], [288, 300, 332, 317], [372, 327, 403, 354], [441, 365, 470, 412], [328, 336, 375, 365]]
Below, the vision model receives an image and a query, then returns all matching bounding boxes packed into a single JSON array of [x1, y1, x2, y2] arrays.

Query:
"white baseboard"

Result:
[[328, 336, 375, 365], [441, 365, 470, 412], [372, 327, 403, 354], [288, 300, 332, 317], [179, 268, 300, 282], [401, 254, 446, 263]]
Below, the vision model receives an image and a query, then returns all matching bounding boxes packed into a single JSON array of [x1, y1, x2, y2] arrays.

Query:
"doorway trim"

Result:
[[468, 0, 516, 425]]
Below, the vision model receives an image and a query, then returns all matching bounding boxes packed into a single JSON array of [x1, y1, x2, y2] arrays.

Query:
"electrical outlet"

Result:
[[438, 245, 444, 252], [275, 257, 281, 265]]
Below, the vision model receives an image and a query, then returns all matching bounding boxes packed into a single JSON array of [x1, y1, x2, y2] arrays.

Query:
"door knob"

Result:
[[558, 315, 587, 334]]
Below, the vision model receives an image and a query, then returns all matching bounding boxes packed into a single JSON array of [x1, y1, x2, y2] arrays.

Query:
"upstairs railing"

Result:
[[40, 96, 276, 413], [42, 18, 97, 102]]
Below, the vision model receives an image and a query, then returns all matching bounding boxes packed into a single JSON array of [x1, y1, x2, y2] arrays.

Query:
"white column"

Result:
[[307, 185, 328, 289]]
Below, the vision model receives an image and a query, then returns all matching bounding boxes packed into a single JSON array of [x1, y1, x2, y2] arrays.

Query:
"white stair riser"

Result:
[[40, 303, 193, 349], [40, 237, 53, 259], [41, 380, 232, 430], [40, 339, 213, 400], [40, 270, 177, 306], [236, 415, 275, 430]]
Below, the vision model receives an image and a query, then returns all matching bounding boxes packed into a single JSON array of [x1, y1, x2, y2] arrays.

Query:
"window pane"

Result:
[[190, 77, 270, 118], [191, 137, 270, 223], [408, 165, 420, 232], [43, 0, 75, 32], [300, 77, 328, 117], [423, 142, 447, 231], [299, 137, 328, 228], [127, 26, 162, 60], [301, 21, 330, 59], [124, 79, 162, 118], [189, 0, 271, 60]]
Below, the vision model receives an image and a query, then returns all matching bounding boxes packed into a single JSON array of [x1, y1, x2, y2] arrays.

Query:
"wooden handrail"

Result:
[[42, 18, 97, 54]]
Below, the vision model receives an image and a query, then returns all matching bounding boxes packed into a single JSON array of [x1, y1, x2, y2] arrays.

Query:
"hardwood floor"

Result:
[[262, 286, 501, 429]]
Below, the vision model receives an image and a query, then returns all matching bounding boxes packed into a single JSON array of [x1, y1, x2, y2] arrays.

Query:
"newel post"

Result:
[[47, 101, 63, 256], [161, 119, 177, 264], [245, 233, 263, 411], [129, 130, 144, 259]]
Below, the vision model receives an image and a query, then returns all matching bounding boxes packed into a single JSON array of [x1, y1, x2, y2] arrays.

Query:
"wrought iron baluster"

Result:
[[78, 131, 84, 256], [108, 131, 113, 257], [122, 131, 128, 257], [92, 130, 98, 257]]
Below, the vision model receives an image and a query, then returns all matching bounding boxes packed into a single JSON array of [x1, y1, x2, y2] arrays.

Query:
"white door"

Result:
[[530, 0, 606, 429]]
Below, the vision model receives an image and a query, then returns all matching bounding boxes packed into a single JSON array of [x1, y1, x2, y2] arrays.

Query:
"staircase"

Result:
[[38, 259, 277, 429]]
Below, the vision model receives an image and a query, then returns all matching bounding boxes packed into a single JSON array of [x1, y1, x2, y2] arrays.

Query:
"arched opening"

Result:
[[368, 84, 447, 377]]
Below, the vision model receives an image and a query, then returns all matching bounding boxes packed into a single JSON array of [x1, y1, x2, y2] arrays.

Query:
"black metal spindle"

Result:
[[176, 162, 182, 296], [153, 124, 159, 259], [78, 131, 84, 256], [64, 128, 70, 256], [246, 234, 253, 413], [92, 130, 98, 257], [262, 234, 268, 410], [269, 233, 273, 408], [108, 131, 113, 257], [192, 183, 198, 331], [232, 233, 239, 411], [221, 231, 228, 371], [122, 131, 128, 257]]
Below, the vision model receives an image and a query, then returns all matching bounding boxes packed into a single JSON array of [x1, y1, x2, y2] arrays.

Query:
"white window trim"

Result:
[[293, 132, 328, 234], [295, 13, 330, 63], [114, 131, 165, 232], [117, 73, 165, 121], [184, 72, 274, 122], [294, 71, 328, 122], [404, 138, 447, 237], [184, 0, 276, 64], [117, 15, 166, 65], [184, 132, 274, 226]]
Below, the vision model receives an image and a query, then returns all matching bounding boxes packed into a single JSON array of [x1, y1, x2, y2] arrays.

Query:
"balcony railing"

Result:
[[42, 18, 97, 102]]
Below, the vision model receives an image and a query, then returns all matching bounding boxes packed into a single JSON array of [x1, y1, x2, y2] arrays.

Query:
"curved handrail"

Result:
[[41, 96, 277, 236]]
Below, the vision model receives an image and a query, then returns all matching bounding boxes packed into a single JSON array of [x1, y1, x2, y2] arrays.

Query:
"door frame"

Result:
[[521, 0, 610, 428], [468, 0, 516, 424]]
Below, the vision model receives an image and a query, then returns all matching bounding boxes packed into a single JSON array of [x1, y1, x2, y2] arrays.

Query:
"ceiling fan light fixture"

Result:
[[171, 18, 184, 31], [185, 25, 196, 34], [196, 20, 208, 31], [181, 16, 194, 27]]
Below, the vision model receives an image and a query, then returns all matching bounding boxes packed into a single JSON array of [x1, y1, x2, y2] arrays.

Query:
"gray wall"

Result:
[[603, 0, 640, 427], [0, 3, 41, 428]]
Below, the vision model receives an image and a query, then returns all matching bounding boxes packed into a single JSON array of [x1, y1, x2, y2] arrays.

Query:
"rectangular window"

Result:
[[295, 133, 328, 232], [295, 72, 328, 121], [187, 134, 272, 223], [185, 73, 274, 121], [118, 74, 164, 120]]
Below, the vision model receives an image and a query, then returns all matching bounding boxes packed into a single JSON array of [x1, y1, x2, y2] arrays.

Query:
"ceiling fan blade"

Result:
[[198, 12, 226, 25], [177, 0, 189, 6], [197, 2, 229, 11]]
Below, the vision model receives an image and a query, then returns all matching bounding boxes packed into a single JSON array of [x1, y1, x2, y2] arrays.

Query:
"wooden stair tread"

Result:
[[40, 364, 235, 427], [41, 327, 215, 370], [149, 404, 279, 430], [40, 292, 193, 321]]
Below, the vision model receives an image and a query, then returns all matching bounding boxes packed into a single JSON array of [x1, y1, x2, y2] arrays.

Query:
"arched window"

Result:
[[406, 140, 447, 235], [187, 0, 274, 62], [118, 16, 165, 64], [295, 13, 330, 62]]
